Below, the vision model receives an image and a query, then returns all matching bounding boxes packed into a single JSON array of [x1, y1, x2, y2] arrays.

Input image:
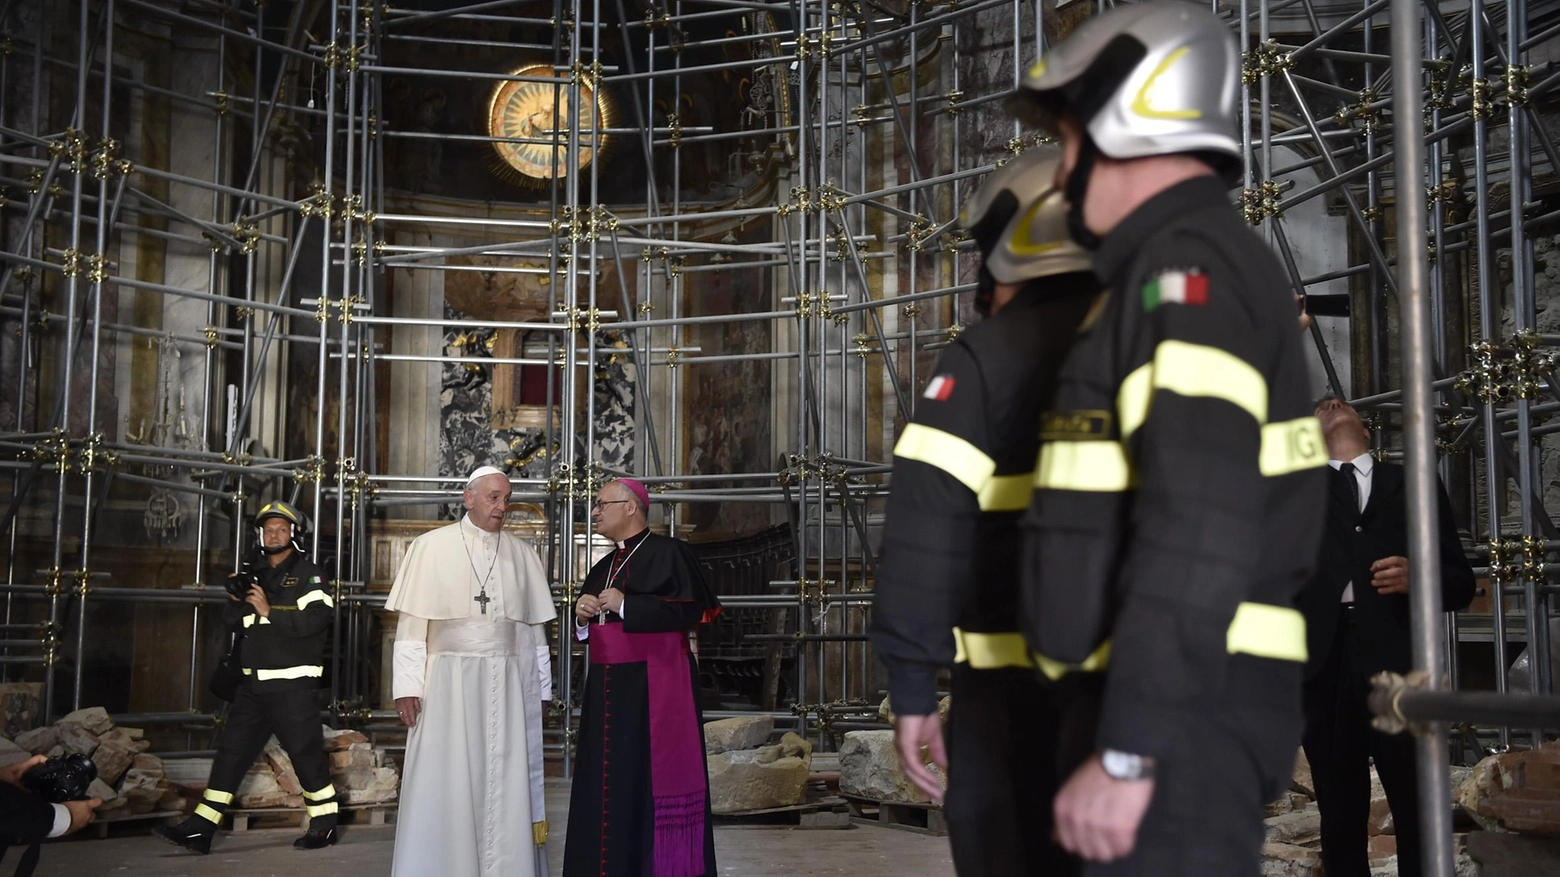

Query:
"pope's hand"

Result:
[[396, 696, 421, 728], [576, 594, 601, 622]]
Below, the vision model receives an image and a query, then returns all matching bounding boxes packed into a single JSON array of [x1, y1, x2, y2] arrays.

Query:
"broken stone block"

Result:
[[778, 731, 812, 762], [91, 738, 137, 787], [1368, 833, 1397, 864], [1260, 840, 1321, 877], [59, 707, 113, 736], [117, 727, 144, 740], [237, 763, 290, 808], [707, 748, 810, 813], [1265, 791, 1310, 818], [55, 722, 98, 758], [15, 726, 58, 755], [0, 683, 41, 739], [86, 778, 115, 801], [0, 735, 29, 768], [703, 716, 773, 755], [321, 728, 369, 751], [342, 766, 399, 804], [130, 754, 164, 776], [1368, 794, 1395, 836], [263, 738, 302, 795], [156, 788, 186, 812], [1292, 748, 1314, 798], [118, 768, 163, 815], [329, 748, 374, 773], [938, 695, 951, 723], [1263, 805, 1322, 845], [838, 730, 936, 804]]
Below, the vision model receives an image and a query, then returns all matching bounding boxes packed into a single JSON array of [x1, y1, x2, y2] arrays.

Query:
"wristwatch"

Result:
[[1101, 749, 1155, 781]]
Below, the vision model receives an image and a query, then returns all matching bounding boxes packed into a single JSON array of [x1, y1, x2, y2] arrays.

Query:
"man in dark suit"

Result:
[[1298, 396, 1476, 877]]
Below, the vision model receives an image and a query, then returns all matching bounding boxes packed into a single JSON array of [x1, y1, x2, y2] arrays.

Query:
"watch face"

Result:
[[487, 65, 601, 179]]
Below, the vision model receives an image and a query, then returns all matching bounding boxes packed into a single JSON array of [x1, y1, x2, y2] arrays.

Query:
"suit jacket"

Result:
[[1296, 460, 1476, 681], [0, 781, 55, 847]]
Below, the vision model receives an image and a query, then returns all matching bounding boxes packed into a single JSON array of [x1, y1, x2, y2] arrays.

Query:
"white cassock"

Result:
[[388, 514, 557, 877]]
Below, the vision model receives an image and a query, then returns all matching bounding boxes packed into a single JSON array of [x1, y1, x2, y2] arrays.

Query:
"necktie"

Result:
[[1338, 462, 1362, 513]]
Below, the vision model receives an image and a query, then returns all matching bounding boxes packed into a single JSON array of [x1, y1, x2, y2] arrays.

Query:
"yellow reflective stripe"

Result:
[[893, 423, 997, 496], [978, 474, 1034, 511], [242, 668, 253, 675], [952, 628, 1034, 669], [1118, 340, 1268, 440], [1259, 416, 1328, 477], [1033, 640, 1114, 681], [306, 801, 340, 818], [1030, 602, 1307, 681], [295, 590, 334, 610], [194, 804, 224, 825], [255, 665, 324, 681], [203, 789, 235, 805], [1035, 441, 1133, 492], [303, 784, 337, 801], [533, 821, 550, 846], [242, 614, 271, 628], [1227, 602, 1308, 662]]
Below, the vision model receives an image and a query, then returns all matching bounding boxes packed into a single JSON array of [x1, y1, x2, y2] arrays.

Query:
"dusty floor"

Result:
[[22, 780, 956, 877]]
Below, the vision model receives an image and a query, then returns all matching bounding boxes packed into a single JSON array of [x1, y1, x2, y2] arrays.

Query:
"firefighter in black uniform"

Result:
[[1014, 3, 1329, 873], [155, 500, 340, 854], [869, 147, 1099, 876]]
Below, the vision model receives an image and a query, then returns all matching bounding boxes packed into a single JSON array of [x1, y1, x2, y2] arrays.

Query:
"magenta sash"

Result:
[[590, 623, 706, 877]]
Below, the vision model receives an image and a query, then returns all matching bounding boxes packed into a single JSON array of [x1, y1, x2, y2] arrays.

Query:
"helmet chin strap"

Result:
[[1064, 136, 1103, 251]]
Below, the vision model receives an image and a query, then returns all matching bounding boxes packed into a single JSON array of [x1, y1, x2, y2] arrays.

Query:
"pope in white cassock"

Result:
[[387, 466, 558, 877]]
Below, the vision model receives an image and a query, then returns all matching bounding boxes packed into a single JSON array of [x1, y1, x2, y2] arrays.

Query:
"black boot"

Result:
[[293, 825, 338, 850], [153, 820, 215, 855]]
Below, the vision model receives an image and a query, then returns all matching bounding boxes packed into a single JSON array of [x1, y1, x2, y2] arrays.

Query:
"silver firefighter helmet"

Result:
[[1017, 1, 1240, 163], [959, 148, 1091, 285]]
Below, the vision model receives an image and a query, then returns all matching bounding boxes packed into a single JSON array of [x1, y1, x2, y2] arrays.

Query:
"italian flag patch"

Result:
[[1142, 270, 1209, 311], [922, 374, 956, 401]]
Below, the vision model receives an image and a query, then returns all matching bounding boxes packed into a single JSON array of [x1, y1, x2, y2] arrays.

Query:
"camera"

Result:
[[22, 753, 97, 803], [225, 564, 258, 599]]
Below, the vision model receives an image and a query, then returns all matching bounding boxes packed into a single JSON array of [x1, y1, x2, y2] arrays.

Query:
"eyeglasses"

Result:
[[591, 500, 630, 511]]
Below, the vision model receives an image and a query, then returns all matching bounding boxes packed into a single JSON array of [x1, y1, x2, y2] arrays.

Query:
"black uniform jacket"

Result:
[[1020, 176, 1329, 761], [1296, 461, 1476, 681], [225, 551, 333, 693], [871, 275, 1099, 716], [0, 782, 55, 847]]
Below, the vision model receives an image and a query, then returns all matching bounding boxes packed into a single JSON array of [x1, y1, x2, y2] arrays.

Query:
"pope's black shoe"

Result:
[[153, 821, 214, 855], [293, 826, 338, 850]]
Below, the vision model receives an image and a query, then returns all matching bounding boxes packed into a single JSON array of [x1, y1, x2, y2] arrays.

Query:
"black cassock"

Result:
[[563, 528, 721, 877]]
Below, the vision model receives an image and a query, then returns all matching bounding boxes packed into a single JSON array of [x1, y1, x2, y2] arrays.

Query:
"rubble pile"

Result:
[[234, 728, 399, 808], [0, 706, 185, 818], [704, 715, 813, 813], [1261, 749, 1479, 877], [0, 697, 400, 821]]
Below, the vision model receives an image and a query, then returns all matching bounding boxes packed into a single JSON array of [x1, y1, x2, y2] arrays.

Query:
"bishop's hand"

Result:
[[599, 588, 626, 614], [576, 594, 601, 623]]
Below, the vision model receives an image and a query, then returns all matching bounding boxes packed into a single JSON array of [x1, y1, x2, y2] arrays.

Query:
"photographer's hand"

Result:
[[245, 585, 271, 617], [61, 798, 101, 836], [0, 754, 44, 789]]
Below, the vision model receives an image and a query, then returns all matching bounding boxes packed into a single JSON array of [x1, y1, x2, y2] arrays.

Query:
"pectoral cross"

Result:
[[474, 590, 491, 615]]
